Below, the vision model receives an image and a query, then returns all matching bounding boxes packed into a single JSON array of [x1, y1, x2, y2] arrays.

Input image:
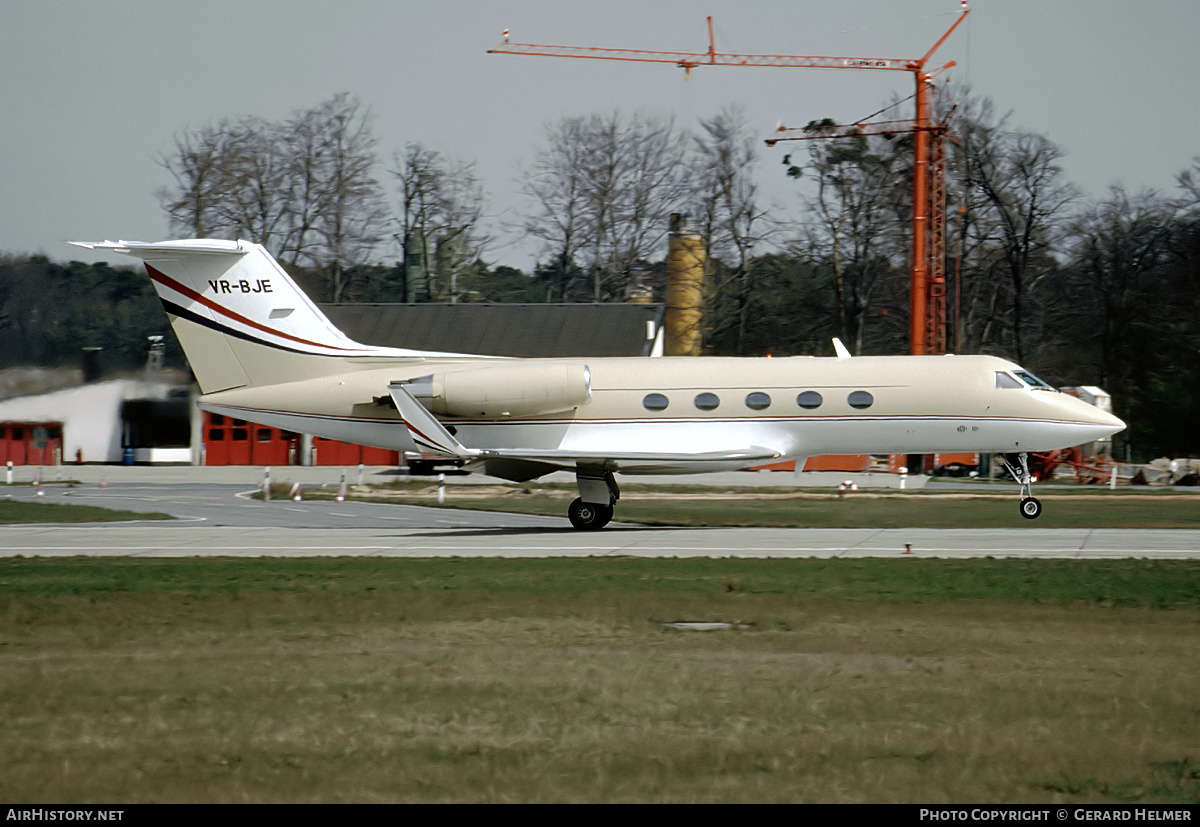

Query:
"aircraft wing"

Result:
[[480, 447, 781, 465], [387, 381, 780, 478]]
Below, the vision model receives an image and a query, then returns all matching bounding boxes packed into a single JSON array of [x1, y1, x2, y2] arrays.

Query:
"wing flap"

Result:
[[388, 381, 478, 458]]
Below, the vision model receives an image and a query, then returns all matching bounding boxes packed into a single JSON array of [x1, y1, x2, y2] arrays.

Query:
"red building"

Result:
[[0, 422, 62, 466], [201, 412, 399, 466]]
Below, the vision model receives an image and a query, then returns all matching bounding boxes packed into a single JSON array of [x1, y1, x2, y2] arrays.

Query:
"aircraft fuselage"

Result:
[[200, 352, 1122, 476]]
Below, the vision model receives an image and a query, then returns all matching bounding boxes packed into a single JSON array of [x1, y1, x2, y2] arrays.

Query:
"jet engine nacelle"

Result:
[[407, 362, 592, 418]]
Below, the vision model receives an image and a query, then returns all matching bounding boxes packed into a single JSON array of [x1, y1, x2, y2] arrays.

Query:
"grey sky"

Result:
[[3, 0, 1198, 270]]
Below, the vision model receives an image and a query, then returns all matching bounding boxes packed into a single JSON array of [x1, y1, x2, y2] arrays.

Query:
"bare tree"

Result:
[[788, 126, 905, 355], [213, 116, 293, 255], [589, 112, 688, 299], [307, 94, 389, 302], [690, 105, 769, 354], [519, 116, 592, 301], [276, 104, 326, 268], [1069, 187, 1175, 390], [158, 94, 388, 302], [1173, 156, 1200, 278], [521, 111, 688, 301], [157, 123, 231, 239], [393, 143, 487, 302], [1176, 156, 1200, 206], [960, 103, 1078, 363]]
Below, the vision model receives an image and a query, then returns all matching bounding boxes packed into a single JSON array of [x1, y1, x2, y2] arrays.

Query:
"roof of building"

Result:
[[319, 303, 665, 358]]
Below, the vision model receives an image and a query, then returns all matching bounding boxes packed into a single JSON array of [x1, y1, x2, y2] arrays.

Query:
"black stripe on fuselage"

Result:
[[161, 298, 330, 356]]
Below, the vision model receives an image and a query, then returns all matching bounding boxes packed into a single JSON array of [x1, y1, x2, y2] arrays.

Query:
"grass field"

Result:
[[279, 480, 1200, 529], [2, 557, 1198, 803], [0, 499, 172, 524]]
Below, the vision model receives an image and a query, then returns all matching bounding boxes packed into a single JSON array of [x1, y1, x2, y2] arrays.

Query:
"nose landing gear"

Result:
[[1001, 453, 1042, 520]]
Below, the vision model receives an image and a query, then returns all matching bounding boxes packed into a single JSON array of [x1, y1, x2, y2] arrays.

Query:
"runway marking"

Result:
[[0, 515, 207, 528], [0, 545, 1194, 557]]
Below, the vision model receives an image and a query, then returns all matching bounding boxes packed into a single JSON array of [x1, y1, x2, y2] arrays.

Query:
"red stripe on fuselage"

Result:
[[145, 263, 368, 353]]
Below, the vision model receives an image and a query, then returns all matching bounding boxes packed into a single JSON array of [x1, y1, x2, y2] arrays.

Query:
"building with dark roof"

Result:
[[320, 303, 664, 357]]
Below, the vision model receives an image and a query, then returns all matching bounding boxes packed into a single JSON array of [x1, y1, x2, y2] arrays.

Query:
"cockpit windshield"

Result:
[[1012, 369, 1055, 390], [996, 369, 1056, 390]]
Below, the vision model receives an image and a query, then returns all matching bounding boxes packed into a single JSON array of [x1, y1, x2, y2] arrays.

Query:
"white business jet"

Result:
[[72, 239, 1125, 529]]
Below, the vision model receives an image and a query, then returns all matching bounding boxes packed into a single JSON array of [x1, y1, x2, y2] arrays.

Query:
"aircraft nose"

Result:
[[1096, 408, 1126, 435], [1072, 398, 1126, 437]]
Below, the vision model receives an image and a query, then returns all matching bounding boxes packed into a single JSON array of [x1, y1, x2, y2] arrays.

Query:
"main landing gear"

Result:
[[568, 499, 614, 530], [1001, 452, 1042, 520], [569, 470, 620, 531]]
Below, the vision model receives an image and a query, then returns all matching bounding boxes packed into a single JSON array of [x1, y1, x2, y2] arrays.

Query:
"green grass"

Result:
[[1, 557, 1198, 803], [1, 556, 1198, 607], [0, 499, 172, 524]]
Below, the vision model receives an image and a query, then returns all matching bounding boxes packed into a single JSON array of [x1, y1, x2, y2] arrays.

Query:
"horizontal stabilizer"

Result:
[[71, 239, 247, 257]]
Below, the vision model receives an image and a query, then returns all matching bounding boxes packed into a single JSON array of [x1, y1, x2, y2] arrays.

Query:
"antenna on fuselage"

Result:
[[832, 338, 852, 359]]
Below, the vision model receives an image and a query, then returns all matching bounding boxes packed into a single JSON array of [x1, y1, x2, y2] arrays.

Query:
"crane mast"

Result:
[[489, 5, 971, 355]]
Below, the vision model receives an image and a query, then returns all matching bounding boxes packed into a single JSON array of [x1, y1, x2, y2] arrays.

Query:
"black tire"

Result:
[[1019, 497, 1042, 520], [568, 498, 613, 531]]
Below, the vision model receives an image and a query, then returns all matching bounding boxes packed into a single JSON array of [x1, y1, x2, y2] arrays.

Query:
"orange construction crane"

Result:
[[489, 4, 971, 355]]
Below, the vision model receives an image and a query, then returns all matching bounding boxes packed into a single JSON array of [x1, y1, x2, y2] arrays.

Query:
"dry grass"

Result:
[[276, 481, 1200, 529], [2, 569, 1198, 803]]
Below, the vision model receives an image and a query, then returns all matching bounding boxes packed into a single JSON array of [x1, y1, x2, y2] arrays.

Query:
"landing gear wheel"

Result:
[[1019, 497, 1042, 520], [568, 498, 614, 531]]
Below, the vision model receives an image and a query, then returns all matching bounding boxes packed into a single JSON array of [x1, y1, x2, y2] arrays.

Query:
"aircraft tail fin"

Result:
[[70, 239, 454, 393]]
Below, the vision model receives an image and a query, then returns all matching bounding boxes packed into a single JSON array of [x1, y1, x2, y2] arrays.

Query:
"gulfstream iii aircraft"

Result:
[[73, 238, 1125, 530]]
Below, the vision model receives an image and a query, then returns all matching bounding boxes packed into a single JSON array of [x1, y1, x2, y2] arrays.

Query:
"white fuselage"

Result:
[[201, 352, 1124, 475]]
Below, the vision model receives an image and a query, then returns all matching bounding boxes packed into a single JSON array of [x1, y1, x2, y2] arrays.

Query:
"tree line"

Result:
[[2, 91, 1198, 457]]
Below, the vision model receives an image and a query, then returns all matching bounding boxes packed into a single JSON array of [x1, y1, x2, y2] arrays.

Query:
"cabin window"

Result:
[[1013, 369, 1055, 390], [643, 393, 669, 411], [796, 391, 823, 409], [847, 390, 874, 409], [694, 392, 720, 411], [995, 371, 1023, 390], [745, 392, 771, 410]]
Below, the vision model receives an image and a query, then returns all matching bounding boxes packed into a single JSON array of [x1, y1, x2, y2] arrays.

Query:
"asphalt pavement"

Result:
[[2, 466, 1198, 559]]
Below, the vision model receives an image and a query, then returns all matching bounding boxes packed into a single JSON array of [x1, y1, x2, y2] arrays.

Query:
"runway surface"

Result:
[[2, 477, 1199, 559]]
